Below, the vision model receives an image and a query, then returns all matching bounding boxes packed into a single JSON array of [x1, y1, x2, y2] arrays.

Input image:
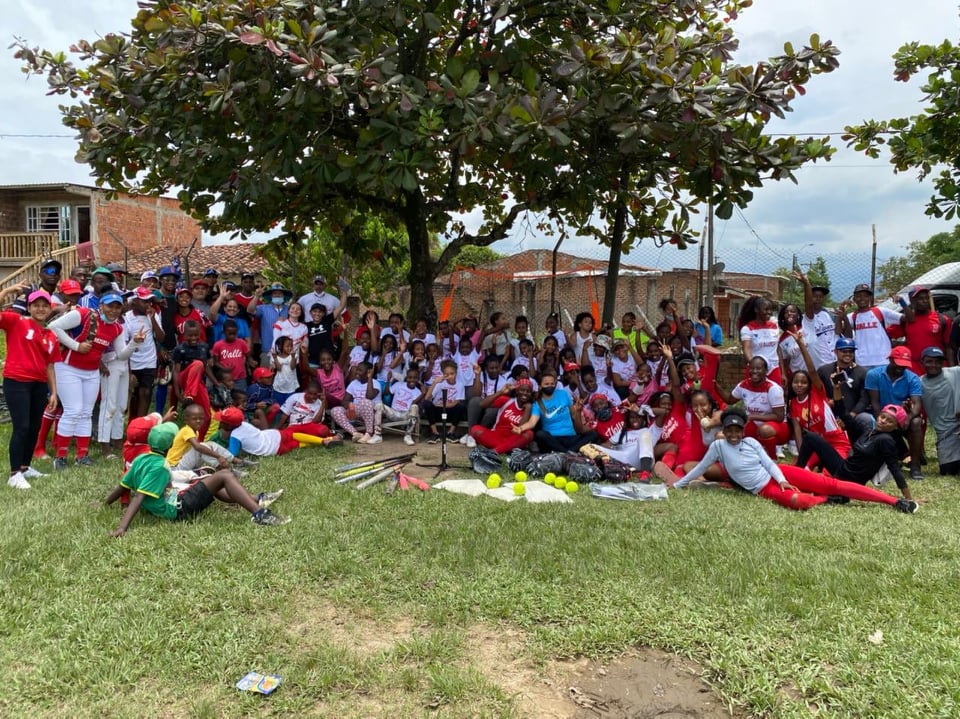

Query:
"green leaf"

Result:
[[461, 68, 480, 95]]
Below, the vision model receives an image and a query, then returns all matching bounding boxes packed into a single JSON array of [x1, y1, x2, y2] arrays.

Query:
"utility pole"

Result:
[[704, 202, 716, 307]]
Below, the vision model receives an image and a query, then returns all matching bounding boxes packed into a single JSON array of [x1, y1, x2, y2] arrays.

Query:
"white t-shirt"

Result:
[[847, 306, 900, 367], [740, 320, 780, 370], [587, 381, 621, 406], [230, 421, 281, 456], [731, 379, 785, 426], [802, 310, 838, 367], [281, 392, 322, 425], [455, 350, 480, 386], [346, 378, 381, 402], [389, 382, 422, 412], [123, 311, 157, 371], [273, 354, 300, 393], [610, 355, 637, 383], [431, 380, 464, 405], [349, 345, 375, 367], [778, 334, 805, 373]]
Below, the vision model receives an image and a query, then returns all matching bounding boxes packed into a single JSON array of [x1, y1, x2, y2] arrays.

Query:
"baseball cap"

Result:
[[921, 346, 945, 360], [252, 367, 274, 381], [100, 292, 124, 305], [140, 270, 157, 282], [58, 279, 83, 296], [134, 286, 156, 300], [176, 287, 193, 296], [562, 361, 580, 373], [888, 346, 912, 368], [40, 259, 62, 274], [908, 285, 930, 299], [105, 262, 126, 274], [593, 335, 611, 350], [222, 280, 238, 291], [92, 265, 114, 278], [879, 404, 908, 430], [27, 289, 51, 305], [852, 283, 873, 295], [810, 284, 830, 294], [835, 336, 857, 351], [158, 265, 180, 278], [241, 271, 256, 279], [219, 407, 244, 428], [191, 279, 209, 288], [203, 268, 219, 277], [148, 422, 179, 452], [313, 274, 326, 283], [721, 408, 747, 428]]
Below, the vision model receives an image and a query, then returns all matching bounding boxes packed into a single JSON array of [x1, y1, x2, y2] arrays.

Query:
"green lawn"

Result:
[[2, 436, 959, 718]]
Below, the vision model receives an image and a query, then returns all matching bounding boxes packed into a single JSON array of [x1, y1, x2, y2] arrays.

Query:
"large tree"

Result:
[[17, 0, 838, 322], [844, 38, 960, 220]]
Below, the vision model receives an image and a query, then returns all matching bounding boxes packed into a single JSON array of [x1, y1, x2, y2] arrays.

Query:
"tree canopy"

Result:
[[18, 0, 840, 321], [773, 255, 830, 306], [844, 39, 960, 220]]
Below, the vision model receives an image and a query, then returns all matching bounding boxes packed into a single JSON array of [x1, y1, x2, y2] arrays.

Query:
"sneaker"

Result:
[[257, 489, 284, 508], [447, 433, 460, 442], [458, 434, 469, 445], [21, 467, 47, 479], [895, 498, 919, 514], [252, 509, 291, 526], [776, 445, 785, 459], [403, 434, 415, 446], [75, 456, 95, 467], [367, 433, 383, 445], [427, 433, 441, 444], [825, 495, 851, 505], [53, 457, 69, 471], [909, 468, 924, 481], [465, 435, 477, 448], [351, 432, 365, 443], [7, 473, 31, 490], [357, 433, 373, 444], [787, 440, 798, 455]]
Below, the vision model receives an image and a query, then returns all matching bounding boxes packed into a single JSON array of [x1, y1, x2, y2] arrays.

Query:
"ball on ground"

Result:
[[513, 482, 526, 496], [554, 476, 567, 490], [565, 481, 579, 494], [514, 470, 528, 482], [486, 473, 501, 489], [544, 472, 557, 484]]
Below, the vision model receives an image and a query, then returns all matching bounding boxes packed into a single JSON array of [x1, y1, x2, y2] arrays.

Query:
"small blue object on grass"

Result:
[[236, 672, 282, 695]]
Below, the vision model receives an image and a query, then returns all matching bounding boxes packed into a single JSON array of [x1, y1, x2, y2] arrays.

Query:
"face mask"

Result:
[[271, 296, 285, 306], [541, 386, 556, 397], [595, 407, 612, 422]]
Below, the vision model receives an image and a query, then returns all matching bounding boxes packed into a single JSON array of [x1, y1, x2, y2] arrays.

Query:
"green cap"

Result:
[[92, 265, 114, 278], [148, 422, 179, 453]]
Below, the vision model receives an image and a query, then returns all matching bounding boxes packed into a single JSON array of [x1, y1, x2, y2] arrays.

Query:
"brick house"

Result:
[[431, 250, 785, 339], [0, 183, 200, 287], [126, 244, 269, 284]]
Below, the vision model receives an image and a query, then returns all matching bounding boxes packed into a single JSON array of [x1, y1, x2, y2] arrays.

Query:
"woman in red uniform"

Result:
[[0, 286, 60, 489], [48, 292, 146, 469], [469, 379, 535, 453]]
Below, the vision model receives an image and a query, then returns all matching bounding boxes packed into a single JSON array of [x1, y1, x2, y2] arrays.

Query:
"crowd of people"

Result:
[[4, 259, 957, 525]]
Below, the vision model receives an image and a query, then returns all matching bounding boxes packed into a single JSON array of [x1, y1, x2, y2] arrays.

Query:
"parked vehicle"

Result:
[[878, 262, 960, 318]]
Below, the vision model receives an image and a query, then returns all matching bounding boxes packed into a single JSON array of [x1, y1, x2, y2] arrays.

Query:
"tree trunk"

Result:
[[402, 190, 438, 325], [602, 194, 628, 328]]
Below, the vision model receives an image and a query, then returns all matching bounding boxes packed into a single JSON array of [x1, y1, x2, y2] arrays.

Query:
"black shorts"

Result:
[[131, 367, 157, 390], [175, 481, 214, 520]]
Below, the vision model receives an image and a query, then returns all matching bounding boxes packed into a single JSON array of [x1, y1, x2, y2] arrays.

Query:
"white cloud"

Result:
[[1, 0, 956, 259]]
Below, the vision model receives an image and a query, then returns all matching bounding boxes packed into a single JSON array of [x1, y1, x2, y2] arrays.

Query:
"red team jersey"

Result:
[[0, 311, 61, 381], [731, 379, 784, 426], [62, 308, 124, 371]]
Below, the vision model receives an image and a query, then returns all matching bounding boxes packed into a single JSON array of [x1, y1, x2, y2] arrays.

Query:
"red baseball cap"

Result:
[[252, 367, 274, 381], [59, 279, 83, 296], [562, 361, 580, 373], [219, 407, 244, 428], [888, 346, 913, 368]]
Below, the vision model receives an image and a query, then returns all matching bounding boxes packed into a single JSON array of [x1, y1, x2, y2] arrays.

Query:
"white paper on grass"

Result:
[[433, 479, 572, 503]]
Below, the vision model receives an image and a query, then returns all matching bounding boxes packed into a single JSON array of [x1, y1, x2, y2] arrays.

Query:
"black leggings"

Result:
[[4, 378, 49, 473], [535, 430, 600, 453], [796, 433, 855, 482]]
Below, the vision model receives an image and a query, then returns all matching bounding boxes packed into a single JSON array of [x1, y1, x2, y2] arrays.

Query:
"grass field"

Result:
[[2, 434, 959, 718]]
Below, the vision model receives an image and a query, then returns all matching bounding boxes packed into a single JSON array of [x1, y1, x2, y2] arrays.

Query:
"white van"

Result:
[[878, 262, 960, 319]]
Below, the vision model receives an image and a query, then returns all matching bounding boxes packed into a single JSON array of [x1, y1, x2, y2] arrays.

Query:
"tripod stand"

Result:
[[417, 388, 471, 478]]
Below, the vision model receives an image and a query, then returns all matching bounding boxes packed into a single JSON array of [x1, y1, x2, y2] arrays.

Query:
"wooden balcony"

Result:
[[0, 243, 84, 293], [0, 232, 60, 265]]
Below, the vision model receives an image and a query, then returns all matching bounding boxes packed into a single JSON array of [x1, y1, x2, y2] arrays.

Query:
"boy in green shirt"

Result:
[[103, 422, 288, 537]]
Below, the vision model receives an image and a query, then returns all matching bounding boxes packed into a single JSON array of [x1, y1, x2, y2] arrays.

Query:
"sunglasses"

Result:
[[42, 266, 60, 276]]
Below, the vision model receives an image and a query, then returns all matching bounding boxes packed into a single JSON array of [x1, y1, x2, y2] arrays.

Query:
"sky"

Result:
[[1, 0, 958, 277]]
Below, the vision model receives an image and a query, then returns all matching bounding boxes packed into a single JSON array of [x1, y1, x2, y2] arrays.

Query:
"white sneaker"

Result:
[[776, 445, 785, 459], [787, 440, 798, 455], [367, 434, 383, 444], [403, 434, 415, 446], [465, 435, 477, 448], [8, 473, 31, 490], [458, 434, 469, 445], [357, 433, 372, 444], [22, 466, 47, 479]]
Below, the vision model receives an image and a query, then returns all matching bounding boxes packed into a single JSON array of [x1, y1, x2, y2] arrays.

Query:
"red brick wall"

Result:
[[93, 193, 200, 263]]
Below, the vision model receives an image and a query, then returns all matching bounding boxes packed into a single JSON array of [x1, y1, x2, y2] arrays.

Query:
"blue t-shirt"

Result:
[[255, 304, 288, 352], [211, 314, 251, 344], [531, 388, 576, 436], [864, 365, 922, 408]]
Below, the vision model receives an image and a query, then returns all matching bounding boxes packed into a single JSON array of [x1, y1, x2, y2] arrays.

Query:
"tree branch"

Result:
[[436, 202, 527, 269]]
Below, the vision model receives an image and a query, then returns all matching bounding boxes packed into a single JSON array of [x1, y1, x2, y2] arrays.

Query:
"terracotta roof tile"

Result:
[[124, 244, 269, 277]]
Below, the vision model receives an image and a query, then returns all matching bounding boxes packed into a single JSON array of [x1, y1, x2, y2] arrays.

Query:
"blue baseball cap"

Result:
[[158, 265, 180, 278], [835, 337, 857, 351], [100, 292, 124, 305], [921, 346, 945, 360]]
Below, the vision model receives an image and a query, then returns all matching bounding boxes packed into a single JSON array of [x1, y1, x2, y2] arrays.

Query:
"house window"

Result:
[[25, 205, 72, 245]]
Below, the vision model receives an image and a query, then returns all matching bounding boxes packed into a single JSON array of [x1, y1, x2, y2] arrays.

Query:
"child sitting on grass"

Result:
[[166, 403, 251, 472], [103, 421, 289, 537], [216, 407, 337, 456]]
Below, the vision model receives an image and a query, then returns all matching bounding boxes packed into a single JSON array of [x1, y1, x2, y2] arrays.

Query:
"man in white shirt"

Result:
[[298, 275, 339, 316], [837, 283, 901, 369], [795, 270, 837, 367]]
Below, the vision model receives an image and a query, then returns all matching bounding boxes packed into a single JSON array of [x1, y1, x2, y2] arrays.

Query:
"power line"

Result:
[[734, 207, 790, 264]]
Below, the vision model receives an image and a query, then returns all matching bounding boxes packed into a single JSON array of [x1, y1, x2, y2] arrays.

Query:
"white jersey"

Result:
[[610, 355, 637, 382], [389, 382, 421, 413], [731, 379, 785, 426], [281, 393, 322, 425], [231, 421, 281, 456], [847, 307, 900, 367], [345, 378, 381, 402], [802, 310, 837, 367], [123, 311, 157, 371], [740, 320, 779, 370]]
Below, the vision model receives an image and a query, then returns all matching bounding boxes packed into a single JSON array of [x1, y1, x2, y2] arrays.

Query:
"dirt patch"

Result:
[[564, 648, 740, 719], [286, 597, 416, 656]]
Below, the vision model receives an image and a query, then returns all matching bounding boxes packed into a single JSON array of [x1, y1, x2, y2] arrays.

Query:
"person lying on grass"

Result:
[[103, 422, 289, 537], [166, 403, 251, 473], [664, 407, 918, 513], [215, 407, 338, 457]]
